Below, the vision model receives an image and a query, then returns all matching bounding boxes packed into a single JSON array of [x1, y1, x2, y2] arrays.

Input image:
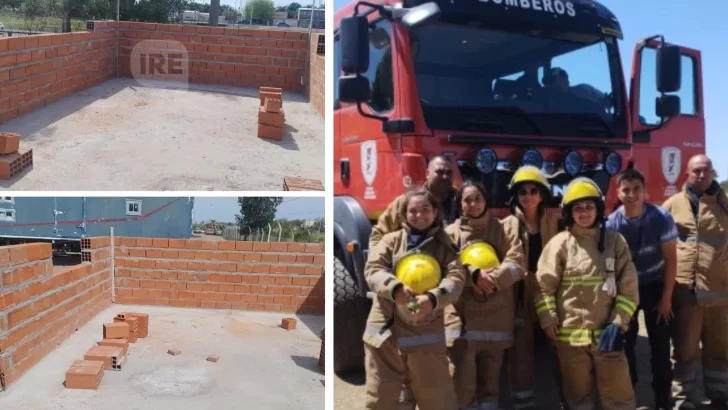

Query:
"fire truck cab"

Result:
[[333, 0, 705, 372]]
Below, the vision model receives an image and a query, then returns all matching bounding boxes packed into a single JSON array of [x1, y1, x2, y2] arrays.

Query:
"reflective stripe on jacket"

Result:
[[443, 212, 526, 348], [363, 224, 467, 353], [534, 225, 640, 346], [662, 185, 728, 307]]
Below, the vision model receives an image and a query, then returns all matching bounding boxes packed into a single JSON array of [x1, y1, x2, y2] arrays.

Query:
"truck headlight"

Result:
[[563, 150, 583, 176], [475, 148, 497, 174], [521, 149, 543, 169], [604, 152, 622, 176]]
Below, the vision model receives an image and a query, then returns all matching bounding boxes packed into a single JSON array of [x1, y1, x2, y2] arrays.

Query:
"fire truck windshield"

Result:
[[410, 22, 626, 138]]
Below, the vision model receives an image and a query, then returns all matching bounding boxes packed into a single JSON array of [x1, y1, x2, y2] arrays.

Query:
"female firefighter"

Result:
[[362, 187, 467, 410], [534, 177, 640, 410], [501, 166, 562, 410], [444, 180, 526, 410]]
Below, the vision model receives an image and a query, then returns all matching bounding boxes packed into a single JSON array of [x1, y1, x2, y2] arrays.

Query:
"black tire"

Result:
[[333, 256, 371, 374]]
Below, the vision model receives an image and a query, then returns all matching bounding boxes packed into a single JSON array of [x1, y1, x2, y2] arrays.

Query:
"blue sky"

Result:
[[192, 197, 324, 222], [332, 0, 727, 177]]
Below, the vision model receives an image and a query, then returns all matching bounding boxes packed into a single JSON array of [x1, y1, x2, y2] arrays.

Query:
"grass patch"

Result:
[[0, 12, 86, 32]]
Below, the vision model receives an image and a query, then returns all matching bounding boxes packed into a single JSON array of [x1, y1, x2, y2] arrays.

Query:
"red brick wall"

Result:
[[0, 29, 115, 125], [117, 22, 308, 92], [0, 240, 113, 387], [112, 237, 325, 315], [307, 32, 324, 118]]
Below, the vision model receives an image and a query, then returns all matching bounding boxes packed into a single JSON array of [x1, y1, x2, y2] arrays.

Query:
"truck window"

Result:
[[409, 23, 625, 137], [334, 19, 394, 113], [638, 47, 698, 125]]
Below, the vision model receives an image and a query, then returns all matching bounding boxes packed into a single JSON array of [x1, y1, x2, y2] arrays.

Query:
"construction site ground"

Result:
[[1, 304, 325, 410], [334, 312, 710, 409], [0, 77, 324, 191]]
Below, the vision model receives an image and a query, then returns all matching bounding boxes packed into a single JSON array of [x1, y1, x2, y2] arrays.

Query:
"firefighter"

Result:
[[662, 154, 728, 410], [535, 177, 639, 410], [369, 156, 459, 250], [501, 166, 563, 410], [444, 180, 526, 410], [362, 187, 467, 410], [605, 167, 678, 410]]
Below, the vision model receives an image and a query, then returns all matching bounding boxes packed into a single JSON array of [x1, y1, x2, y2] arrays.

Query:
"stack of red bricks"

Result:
[[0, 132, 33, 180], [257, 86, 285, 141], [64, 311, 149, 390]]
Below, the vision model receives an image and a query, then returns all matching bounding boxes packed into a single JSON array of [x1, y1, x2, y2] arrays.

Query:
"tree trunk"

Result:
[[62, 0, 72, 33]]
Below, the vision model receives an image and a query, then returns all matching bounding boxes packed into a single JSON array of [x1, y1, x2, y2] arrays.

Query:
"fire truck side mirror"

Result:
[[655, 94, 680, 119], [656, 44, 681, 94], [340, 15, 370, 74]]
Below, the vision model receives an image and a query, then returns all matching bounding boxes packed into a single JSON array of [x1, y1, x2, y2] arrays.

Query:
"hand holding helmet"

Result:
[[394, 252, 442, 317], [460, 241, 501, 294]]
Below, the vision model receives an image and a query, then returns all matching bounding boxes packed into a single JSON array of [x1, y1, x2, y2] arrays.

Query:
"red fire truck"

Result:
[[333, 0, 705, 372]]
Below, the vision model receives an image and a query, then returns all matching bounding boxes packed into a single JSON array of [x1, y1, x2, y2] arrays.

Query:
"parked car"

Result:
[[276, 22, 290, 27]]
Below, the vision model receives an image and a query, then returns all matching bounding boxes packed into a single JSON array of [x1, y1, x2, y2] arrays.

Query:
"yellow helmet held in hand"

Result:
[[561, 177, 604, 207], [394, 252, 442, 295], [508, 165, 550, 192], [460, 241, 500, 271]]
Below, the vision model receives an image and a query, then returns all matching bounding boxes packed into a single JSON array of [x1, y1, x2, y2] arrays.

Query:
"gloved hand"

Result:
[[597, 323, 624, 353], [602, 274, 617, 297]]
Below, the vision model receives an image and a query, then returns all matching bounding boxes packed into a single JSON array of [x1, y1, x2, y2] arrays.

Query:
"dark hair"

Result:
[[509, 181, 549, 217], [455, 180, 487, 216], [616, 167, 645, 187], [399, 188, 442, 226]]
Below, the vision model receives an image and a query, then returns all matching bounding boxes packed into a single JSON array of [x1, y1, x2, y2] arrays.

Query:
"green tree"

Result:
[[244, 0, 274, 21], [286, 1, 300, 18], [235, 197, 283, 231]]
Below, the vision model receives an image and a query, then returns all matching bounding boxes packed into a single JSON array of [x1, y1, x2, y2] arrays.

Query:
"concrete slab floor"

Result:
[[1, 304, 325, 410], [0, 78, 324, 191]]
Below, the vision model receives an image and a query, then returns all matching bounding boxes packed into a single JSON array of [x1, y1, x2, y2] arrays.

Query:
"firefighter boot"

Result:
[[364, 342, 457, 410], [508, 312, 536, 409]]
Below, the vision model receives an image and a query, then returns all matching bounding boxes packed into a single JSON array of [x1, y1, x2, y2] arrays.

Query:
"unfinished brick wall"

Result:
[[117, 22, 308, 92], [306, 32, 324, 118], [0, 240, 113, 387], [0, 29, 115, 125], [113, 237, 325, 314]]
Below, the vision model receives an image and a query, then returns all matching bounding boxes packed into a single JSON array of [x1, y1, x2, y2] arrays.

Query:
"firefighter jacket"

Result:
[[662, 182, 728, 307], [443, 212, 526, 348], [502, 209, 562, 317], [363, 223, 467, 353], [369, 186, 459, 250], [534, 225, 640, 346]]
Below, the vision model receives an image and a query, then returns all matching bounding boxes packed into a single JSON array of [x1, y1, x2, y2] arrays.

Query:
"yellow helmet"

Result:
[[460, 241, 500, 271], [394, 252, 442, 295], [509, 165, 550, 191], [561, 177, 604, 207]]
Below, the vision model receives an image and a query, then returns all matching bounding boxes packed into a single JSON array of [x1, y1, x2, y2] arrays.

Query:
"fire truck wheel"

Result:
[[333, 255, 370, 374]]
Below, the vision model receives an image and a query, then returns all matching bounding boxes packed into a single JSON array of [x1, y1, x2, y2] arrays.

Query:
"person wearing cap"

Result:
[[444, 180, 526, 410], [534, 177, 639, 410], [501, 166, 565, 410], [362, 187, 467, 410]]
